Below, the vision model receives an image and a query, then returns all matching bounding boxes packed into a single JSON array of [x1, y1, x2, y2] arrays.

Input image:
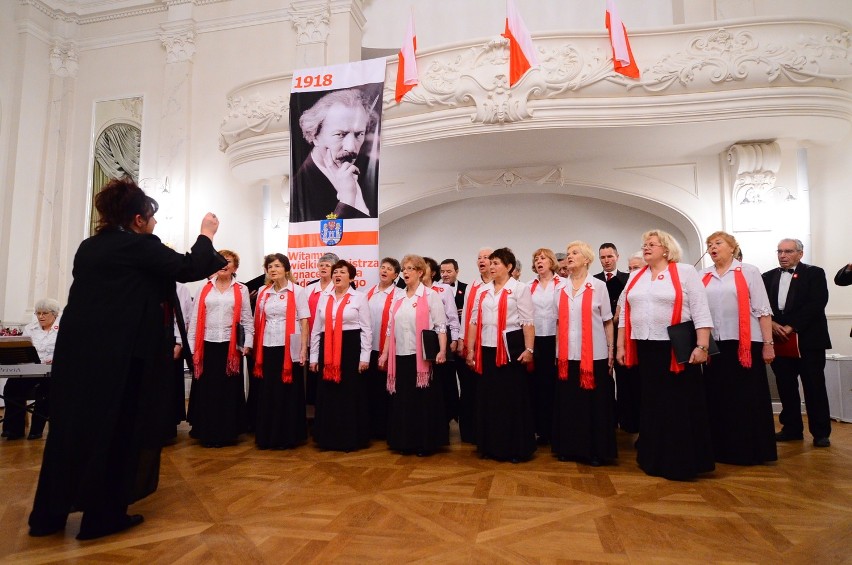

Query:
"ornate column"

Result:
[[30, 40, 78, 307], [289, 0, 330, 68], [157, 21, 196, 248]]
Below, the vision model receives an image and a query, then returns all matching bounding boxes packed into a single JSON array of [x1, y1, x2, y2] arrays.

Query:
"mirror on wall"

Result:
[[88, 97, 143, 235]]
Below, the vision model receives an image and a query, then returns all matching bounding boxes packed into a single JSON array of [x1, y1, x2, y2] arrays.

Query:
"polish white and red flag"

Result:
[[395, 11, 418, 103], [502, 0, 539, 86], [605, 0, 640, 79]]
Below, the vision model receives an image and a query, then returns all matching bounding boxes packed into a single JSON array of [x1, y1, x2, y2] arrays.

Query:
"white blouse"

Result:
[[23, 319, 59, 363], [460, 277, 488, 341], [309, 288, 372, 364], [390, 283, 448, 356], [618, 262, 712, 340], [528, 275, 561, 336], [552, 275, 613, 360], [469, 277, 535, 347], [188, 278, 254, 350], [367, 283, 403, 352], [257, 283, 310, 347], [700, 260, 772, 342], [429, 282, 459, 340]]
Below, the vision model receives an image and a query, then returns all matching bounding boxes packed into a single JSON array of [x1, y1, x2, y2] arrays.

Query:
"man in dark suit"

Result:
[[594, 243, 633, 431], [836, 263, 852, 337], [762, 238, 832, 447], [593, 243, 629, 314], [440, 259, 467, 318]]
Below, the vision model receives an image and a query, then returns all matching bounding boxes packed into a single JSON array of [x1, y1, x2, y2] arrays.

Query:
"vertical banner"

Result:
[[288, 59, 385, 289]]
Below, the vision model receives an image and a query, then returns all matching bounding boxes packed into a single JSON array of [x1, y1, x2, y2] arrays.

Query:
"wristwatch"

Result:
[[695, 345, 709, 353], [525, 347, 534, 354]]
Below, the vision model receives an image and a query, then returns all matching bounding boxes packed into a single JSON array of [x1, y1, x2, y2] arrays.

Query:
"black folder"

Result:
[[666, 321, 719, 364], [421, 329, 440, 361], [502, 328, 526, 362]]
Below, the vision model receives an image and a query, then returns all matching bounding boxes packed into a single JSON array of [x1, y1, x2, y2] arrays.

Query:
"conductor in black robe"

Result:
[[28, 178, 227, 540]]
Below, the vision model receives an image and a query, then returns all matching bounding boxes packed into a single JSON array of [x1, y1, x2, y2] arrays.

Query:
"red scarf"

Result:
[[702, 266, 751, 368], [386, 289, 433, 393], [368, 284, 395, 355], [192, 279, 243, 378], [529, 275, 558, 295], [474, 284, 510, 373], [307, 284, 325, 333], [322, 292, 350, 383], [253, 284, 297, 383], [623, 263, 684, 374], [461, 280, 482, 357], [556, 282, 595, 389]]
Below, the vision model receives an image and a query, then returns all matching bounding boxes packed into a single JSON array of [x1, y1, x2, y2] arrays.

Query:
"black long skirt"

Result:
[[387, 355, 449, 454], [313, 330, 370, 451], [615, 363, 641, 433], [365, 350, 391, 440], [254, 346, 308, 450], [552, 359, 617, 464], [475, 347, 536, 461], [529, 335, 556, 444], [636, 340, 714, 480], [704, 340, 777, 465], [187, 341, 247, 445]]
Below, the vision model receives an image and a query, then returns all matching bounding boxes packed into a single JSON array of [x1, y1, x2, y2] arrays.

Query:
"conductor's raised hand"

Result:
[[200, 212, 220, 240]]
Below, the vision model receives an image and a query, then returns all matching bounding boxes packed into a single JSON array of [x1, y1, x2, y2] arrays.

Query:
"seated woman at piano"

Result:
[[2, 298, 60, 440]]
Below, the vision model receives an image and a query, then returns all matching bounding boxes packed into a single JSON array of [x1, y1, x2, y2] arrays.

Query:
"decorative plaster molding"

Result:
[[457, 166, 564, 190], [160, 27, 196, 63], [219, 94, 290, 151], [220, 20, 852, 150], [632, 28, 852, 92], [288, 1, 330, 45], [120, 97, 144, 121], [727, 141, 782, 204], [49, 40, 78, 77]]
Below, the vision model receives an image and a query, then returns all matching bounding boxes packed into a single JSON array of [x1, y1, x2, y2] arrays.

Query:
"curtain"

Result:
[[89, 123, 141, 235], [94, 123, 140, 183]]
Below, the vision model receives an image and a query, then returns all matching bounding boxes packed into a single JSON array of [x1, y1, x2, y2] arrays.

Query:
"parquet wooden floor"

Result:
[[1, 417, 851, 564]]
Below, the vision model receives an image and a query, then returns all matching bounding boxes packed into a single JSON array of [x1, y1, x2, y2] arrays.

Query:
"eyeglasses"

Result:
[[777, 249, 798, 255], [642, 243, 662, 249], [402, 266, 418, 272]]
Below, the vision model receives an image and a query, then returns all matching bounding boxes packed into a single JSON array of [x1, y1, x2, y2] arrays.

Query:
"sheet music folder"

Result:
[[666, 321, 719, 364], [421, 330, 440, 361], [0, 336, 41, 365]]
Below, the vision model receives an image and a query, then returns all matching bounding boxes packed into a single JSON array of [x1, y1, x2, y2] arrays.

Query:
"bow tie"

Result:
[[783, 268, 795, 274]]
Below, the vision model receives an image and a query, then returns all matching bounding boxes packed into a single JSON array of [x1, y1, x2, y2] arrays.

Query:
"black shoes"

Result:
[[4, 432, 24, 440], [27, 432, 43, 440], [28, 515, 68, 537], [775, 431, 804, 442], [76, 514, 144, 541], [813, 437, 831, 448]]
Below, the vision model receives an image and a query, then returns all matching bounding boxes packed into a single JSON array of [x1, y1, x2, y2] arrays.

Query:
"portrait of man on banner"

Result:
[[289, 83, 382, 223]]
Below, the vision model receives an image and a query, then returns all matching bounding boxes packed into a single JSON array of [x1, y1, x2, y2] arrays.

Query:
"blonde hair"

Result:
[[530, 248, 558, 274], [705, 231, 741, 258], [641, 229, 682, 263], [401, 254, 426, 274], [566, 241, 595, 266]]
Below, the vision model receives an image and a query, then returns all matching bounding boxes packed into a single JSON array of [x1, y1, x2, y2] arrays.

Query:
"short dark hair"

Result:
[[94, 177, 158, 233], [331, 260, 356, 280], [489, 247, 517, 274], [381, 257, 401, 275], [440, 259, 459, 271], [264, 253, 291, 273], [599, 242, 618, 253], [423, 257, 441, 282]]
